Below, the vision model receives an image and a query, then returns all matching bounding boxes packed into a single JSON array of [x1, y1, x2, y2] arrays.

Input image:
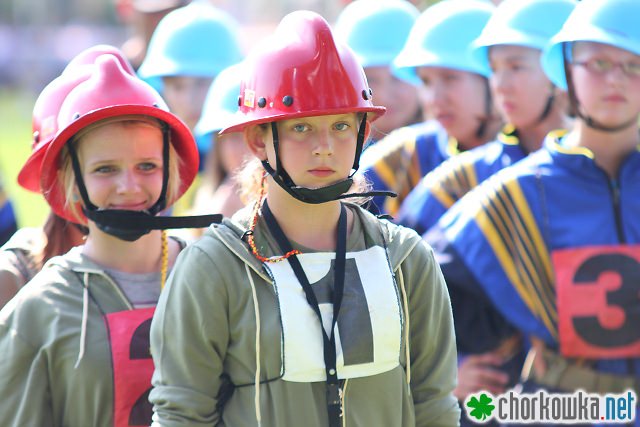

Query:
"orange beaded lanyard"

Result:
[[246, 174, 301, 263]]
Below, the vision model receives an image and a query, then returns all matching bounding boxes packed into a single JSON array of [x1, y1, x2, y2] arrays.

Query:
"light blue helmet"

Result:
[[471, 0, 576, 76], [542, 0, 640, 90], [393, 0, 494, 81], [334, 0, 420, 84], [137, 2, 243, 90], [194, 62, 242, 153]]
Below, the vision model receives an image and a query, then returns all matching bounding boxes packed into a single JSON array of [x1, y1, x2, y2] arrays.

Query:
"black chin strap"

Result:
[[262, 200, 347, 427], [475, 77, 494, 140], [536, 84, 556, 125], [563, 42, 637, 133], [262, 114, 396, 204], [67, 125, 221, 242]]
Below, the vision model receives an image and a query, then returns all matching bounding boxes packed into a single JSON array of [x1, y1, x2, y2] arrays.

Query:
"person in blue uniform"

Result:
[[357, 0, 501, 216], [428, 1, 640, 424]]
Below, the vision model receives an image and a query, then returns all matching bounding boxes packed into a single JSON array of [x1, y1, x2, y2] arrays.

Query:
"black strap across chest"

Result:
[[262, 200, 347, 426]]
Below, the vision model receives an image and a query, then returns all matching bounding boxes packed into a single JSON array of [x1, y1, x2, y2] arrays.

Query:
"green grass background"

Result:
[[0, 88, 48, 228]]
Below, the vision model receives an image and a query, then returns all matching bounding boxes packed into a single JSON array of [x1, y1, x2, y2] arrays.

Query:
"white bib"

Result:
[[265, 245, 402, 382]]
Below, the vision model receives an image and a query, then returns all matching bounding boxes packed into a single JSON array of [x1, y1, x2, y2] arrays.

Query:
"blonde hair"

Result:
[[59, 116, 183, 223]]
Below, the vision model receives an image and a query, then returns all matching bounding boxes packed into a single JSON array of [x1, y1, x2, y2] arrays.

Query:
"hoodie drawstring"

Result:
[[75, 272, 90, 369], [160, 230, 168, 290], [397, 267, 411, 389], [246, 263, 262, 427]]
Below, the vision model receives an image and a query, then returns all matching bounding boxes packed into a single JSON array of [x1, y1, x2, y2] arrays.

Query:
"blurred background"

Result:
[[0, 0, 459, 228]]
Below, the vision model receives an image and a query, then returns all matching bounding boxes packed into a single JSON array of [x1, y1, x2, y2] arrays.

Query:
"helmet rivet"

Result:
[[73, 112, 81, 120], [258, 97, 267, 108], [369, 88, 373, 97], [152, 103, 160, 108], [282, 95, 293, 107], [237, 96, 242, 107], [33, 131, 40, 144], [361, 89, 369, 100]]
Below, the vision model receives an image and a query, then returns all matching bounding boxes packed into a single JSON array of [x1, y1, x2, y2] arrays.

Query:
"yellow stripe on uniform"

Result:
[[473, 174, 557, 338], [429, 152, 478, 209]]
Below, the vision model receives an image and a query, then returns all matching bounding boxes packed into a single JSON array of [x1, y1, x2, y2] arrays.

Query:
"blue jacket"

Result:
[[398, 126, 529, 235], [429, 132, 640, 389], [0, 179, 17, 246], [358, 120, 454, 215]]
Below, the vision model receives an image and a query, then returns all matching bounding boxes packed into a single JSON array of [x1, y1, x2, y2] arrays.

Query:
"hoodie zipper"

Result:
[[607, 178, 625, 243]]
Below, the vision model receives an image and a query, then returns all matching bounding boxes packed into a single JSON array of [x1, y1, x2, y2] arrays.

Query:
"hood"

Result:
[[204, 202, 423, 279]]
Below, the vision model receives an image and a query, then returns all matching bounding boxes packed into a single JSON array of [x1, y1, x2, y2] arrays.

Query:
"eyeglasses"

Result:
[[572, 58, 640, 78]]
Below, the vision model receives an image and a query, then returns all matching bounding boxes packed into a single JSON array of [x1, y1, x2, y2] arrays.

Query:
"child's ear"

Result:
[[244, 125, 268, 161]]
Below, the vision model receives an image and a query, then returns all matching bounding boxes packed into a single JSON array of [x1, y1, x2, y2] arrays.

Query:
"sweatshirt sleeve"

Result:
[[149, 243, 230, 427], [400, 239, 460, 427], [0, 299, 53, 426]]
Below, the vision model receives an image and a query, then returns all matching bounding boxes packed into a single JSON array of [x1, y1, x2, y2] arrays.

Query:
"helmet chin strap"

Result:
[[563, 42, 637, 133], [474, 77, 494, 141], [536, 84, 556, 125], [261, 114, 395, 204], [67, 123, 220, 242]]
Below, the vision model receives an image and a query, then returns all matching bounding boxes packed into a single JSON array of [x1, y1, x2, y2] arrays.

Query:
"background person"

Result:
[[358, 0, 501, 216], [428, 1, 640, 425]]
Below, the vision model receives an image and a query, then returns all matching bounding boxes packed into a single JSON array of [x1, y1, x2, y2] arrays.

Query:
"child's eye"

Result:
[[443, 73, 458, 83], [93, 165, 116, 174], [292, 123, 309, 133], [334, 122, 350, 131], [138, 162, 160, 172]]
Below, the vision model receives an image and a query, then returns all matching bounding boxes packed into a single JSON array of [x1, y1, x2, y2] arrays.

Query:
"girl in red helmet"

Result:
[[149, 11, 459, 427], [0, 49, 214, 427], [0, 45, 135, 309]]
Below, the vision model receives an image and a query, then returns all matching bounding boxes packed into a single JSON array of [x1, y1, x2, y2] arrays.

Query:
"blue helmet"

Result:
[[471, 0, 576, 76], [542, 0, 640, 90], [393, 0, 494, 80], [137, 2, 243, 90], [334, 0, 420, 84], [194, 62, 242, 153]]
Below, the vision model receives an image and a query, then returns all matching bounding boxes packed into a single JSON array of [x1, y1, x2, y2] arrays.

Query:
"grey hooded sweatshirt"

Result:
[[150, 203, 460, 427]]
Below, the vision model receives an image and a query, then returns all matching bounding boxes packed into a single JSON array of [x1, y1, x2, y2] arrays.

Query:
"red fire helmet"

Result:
[[219, 10, 385, 134], [39, 54, 197, 223], [18, 45, 136, 193]]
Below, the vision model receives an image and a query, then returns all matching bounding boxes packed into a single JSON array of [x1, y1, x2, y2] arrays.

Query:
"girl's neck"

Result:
[[566, 120, 640, 178], [517, 112, 569, 154], [264, 178, 351, 252], [461, 117, 503, 151], [82, 228, 164, 273]]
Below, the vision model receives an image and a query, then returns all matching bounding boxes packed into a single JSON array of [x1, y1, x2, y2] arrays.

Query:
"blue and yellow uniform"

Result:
[[430, 133, 640, 403], [0, 179, 17, 246], [359, 120, 457, 215], [397, 125, 528, 235]]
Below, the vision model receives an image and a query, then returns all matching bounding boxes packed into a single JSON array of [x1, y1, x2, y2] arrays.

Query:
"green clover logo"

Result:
[[466, 393, 495, 422]]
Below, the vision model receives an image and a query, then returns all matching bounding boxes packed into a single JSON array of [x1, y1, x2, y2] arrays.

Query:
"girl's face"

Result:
[[364, 66, 421, 138], [489, 45, 555, 129], [570, 41, 640, 128], [162, 75, 213, 130], [77, 121, 164, 212], [417, 66, 490, 145], [252, 113, 360, 189]]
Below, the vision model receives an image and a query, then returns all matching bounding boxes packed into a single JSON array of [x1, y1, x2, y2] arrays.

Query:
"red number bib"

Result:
[[553, 245, 640, 358], [105, 307, 155, 427]]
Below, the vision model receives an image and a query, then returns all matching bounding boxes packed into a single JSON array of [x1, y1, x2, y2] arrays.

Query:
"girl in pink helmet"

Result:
[[0, 45, 135, 309], [149, 10, 459, 427], [0, 49, 214, 426]]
